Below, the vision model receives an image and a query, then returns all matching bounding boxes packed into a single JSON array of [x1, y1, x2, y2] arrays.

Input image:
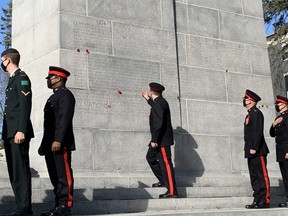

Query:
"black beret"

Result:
[[276, 95, 288, 105], [244, 89, 261, 102], [46, 66, 70, 79], [1, 48, 19, 57], [149, 82, 165, 93]]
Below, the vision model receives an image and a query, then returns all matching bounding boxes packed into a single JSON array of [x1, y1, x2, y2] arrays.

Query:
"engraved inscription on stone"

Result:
[[73, 19, 112, 54], [114, 22, 185, 63], [61, 50, 88, 90], [88, 54, 160, 92], [186, 36, 251, 73]]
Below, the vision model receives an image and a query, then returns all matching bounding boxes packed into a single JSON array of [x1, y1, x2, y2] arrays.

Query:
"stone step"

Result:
[[0, 197, 285, 215], [0, 186, 284, 204], [92, 208, 288, 216], [0, 174, 284, 190]]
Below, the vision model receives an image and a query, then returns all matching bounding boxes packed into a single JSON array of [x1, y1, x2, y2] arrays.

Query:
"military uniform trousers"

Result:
[[45, 149, 74, 208], [4, 138, 32, 213], [146, 146, 176, 195], [279, 160, 288, 201], [248, 155, 270, 204]]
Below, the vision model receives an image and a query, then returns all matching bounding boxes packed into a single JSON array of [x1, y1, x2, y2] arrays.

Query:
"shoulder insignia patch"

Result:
[[21, 91, 30, 96], [21, 80, 29, 85]]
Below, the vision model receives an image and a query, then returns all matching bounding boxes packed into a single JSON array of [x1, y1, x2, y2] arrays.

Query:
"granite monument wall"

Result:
[[11, 0, 276, 177]]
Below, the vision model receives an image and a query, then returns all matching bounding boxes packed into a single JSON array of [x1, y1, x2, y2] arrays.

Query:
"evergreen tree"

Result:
[[0, 0, 12, 49]]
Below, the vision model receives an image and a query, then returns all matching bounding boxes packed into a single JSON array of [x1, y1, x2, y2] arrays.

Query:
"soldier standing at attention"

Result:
[[38, 66, 76, 216], [243, 89, 270, 209], [270, 95, 288, 207], [1, 48, 34, 215], [142, 82, 178, 198]]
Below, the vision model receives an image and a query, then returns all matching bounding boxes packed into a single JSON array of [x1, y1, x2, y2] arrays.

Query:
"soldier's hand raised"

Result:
[[273, 117, 283, 127]]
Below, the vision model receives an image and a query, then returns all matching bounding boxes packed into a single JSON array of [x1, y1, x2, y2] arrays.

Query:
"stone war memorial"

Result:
[[0, 0, 283, 215]]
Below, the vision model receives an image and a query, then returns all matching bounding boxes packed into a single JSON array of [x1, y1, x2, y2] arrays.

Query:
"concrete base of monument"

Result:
[[0, 170, 285, 215]]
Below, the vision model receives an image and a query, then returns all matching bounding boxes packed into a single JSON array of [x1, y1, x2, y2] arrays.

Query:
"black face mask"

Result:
[[275, 105, 281, 112], [1, 62, 7, 72], [47, 76, 61, 89], [47, 79, 53, 88], [243, 99, 246, 107]]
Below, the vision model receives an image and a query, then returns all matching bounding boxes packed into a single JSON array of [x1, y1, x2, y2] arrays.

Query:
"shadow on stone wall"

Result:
[[173, 127, 204, 197]]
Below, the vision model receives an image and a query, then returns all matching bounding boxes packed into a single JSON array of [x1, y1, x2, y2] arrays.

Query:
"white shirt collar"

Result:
[[10, 68, 19, 77]]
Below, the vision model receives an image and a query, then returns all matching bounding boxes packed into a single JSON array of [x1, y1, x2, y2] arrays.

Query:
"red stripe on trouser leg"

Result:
[[63, 150, 73, 207], [260, 155, 270, 204], [161, 147, 174, 195]]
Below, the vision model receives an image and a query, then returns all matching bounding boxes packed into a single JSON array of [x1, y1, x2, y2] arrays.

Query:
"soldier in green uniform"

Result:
[[1, 48, 34, 215]]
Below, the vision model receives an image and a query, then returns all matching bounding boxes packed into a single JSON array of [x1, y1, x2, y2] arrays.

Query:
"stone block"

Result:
[[88, 54, 160, 93], [60, 14, 112, 55], [186, 100, 245, 136], [13, 13, 60, 65], [93, 130, 151, 172], [60, 50, 88, 90], [161, 63, 180, 98], [219, 12, 266, 45], [187, 0, 243, 14], [60, 0, 86, 15], [186, 36, 250, 73], [243, 0, 264, 18], [113, 22, 186, 63], [162, 0, 188, 33], [72, 89, 110, 129], [226, 72, 274, 104], [88, 0, 161, 28], [175, 133, 231, 172], [72, 128, 94, 170], [105, 94, 151, 131], [250, 46, 271, 76], [12, 0, 59, 38], [187, 5, 219, 38], [180, 66, 227, 101]]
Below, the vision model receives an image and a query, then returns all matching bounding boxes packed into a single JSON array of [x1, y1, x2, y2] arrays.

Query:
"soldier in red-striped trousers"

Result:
[[142, 82, 178, 198], [38, 66, 76, 216], [243, 89, 270, 209]]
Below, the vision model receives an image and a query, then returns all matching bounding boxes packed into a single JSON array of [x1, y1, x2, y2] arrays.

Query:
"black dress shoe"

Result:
[[254, 202, 270, 208], [152, 182, 164, 187], [159, 190, 179, 199], [245, 202, 258, 209], [278, 202, 288, 207], [41, 205, 71, 216]]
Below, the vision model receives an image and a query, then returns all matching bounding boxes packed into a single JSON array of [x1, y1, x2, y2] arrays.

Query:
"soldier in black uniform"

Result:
[[38, 66, 75, 216], [1, 48, 34, 215], [270, 95, 288, 207], [142, 82, 178, 198], [243, 89, 270, 209]]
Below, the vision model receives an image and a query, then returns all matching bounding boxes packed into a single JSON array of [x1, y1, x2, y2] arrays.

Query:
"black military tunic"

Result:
[[2, 69, 34, 214], [146, 96, 177, 195], [244, 105, 270, 204], [270, 110, 288, 200], [38, 85, 75, 208]]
